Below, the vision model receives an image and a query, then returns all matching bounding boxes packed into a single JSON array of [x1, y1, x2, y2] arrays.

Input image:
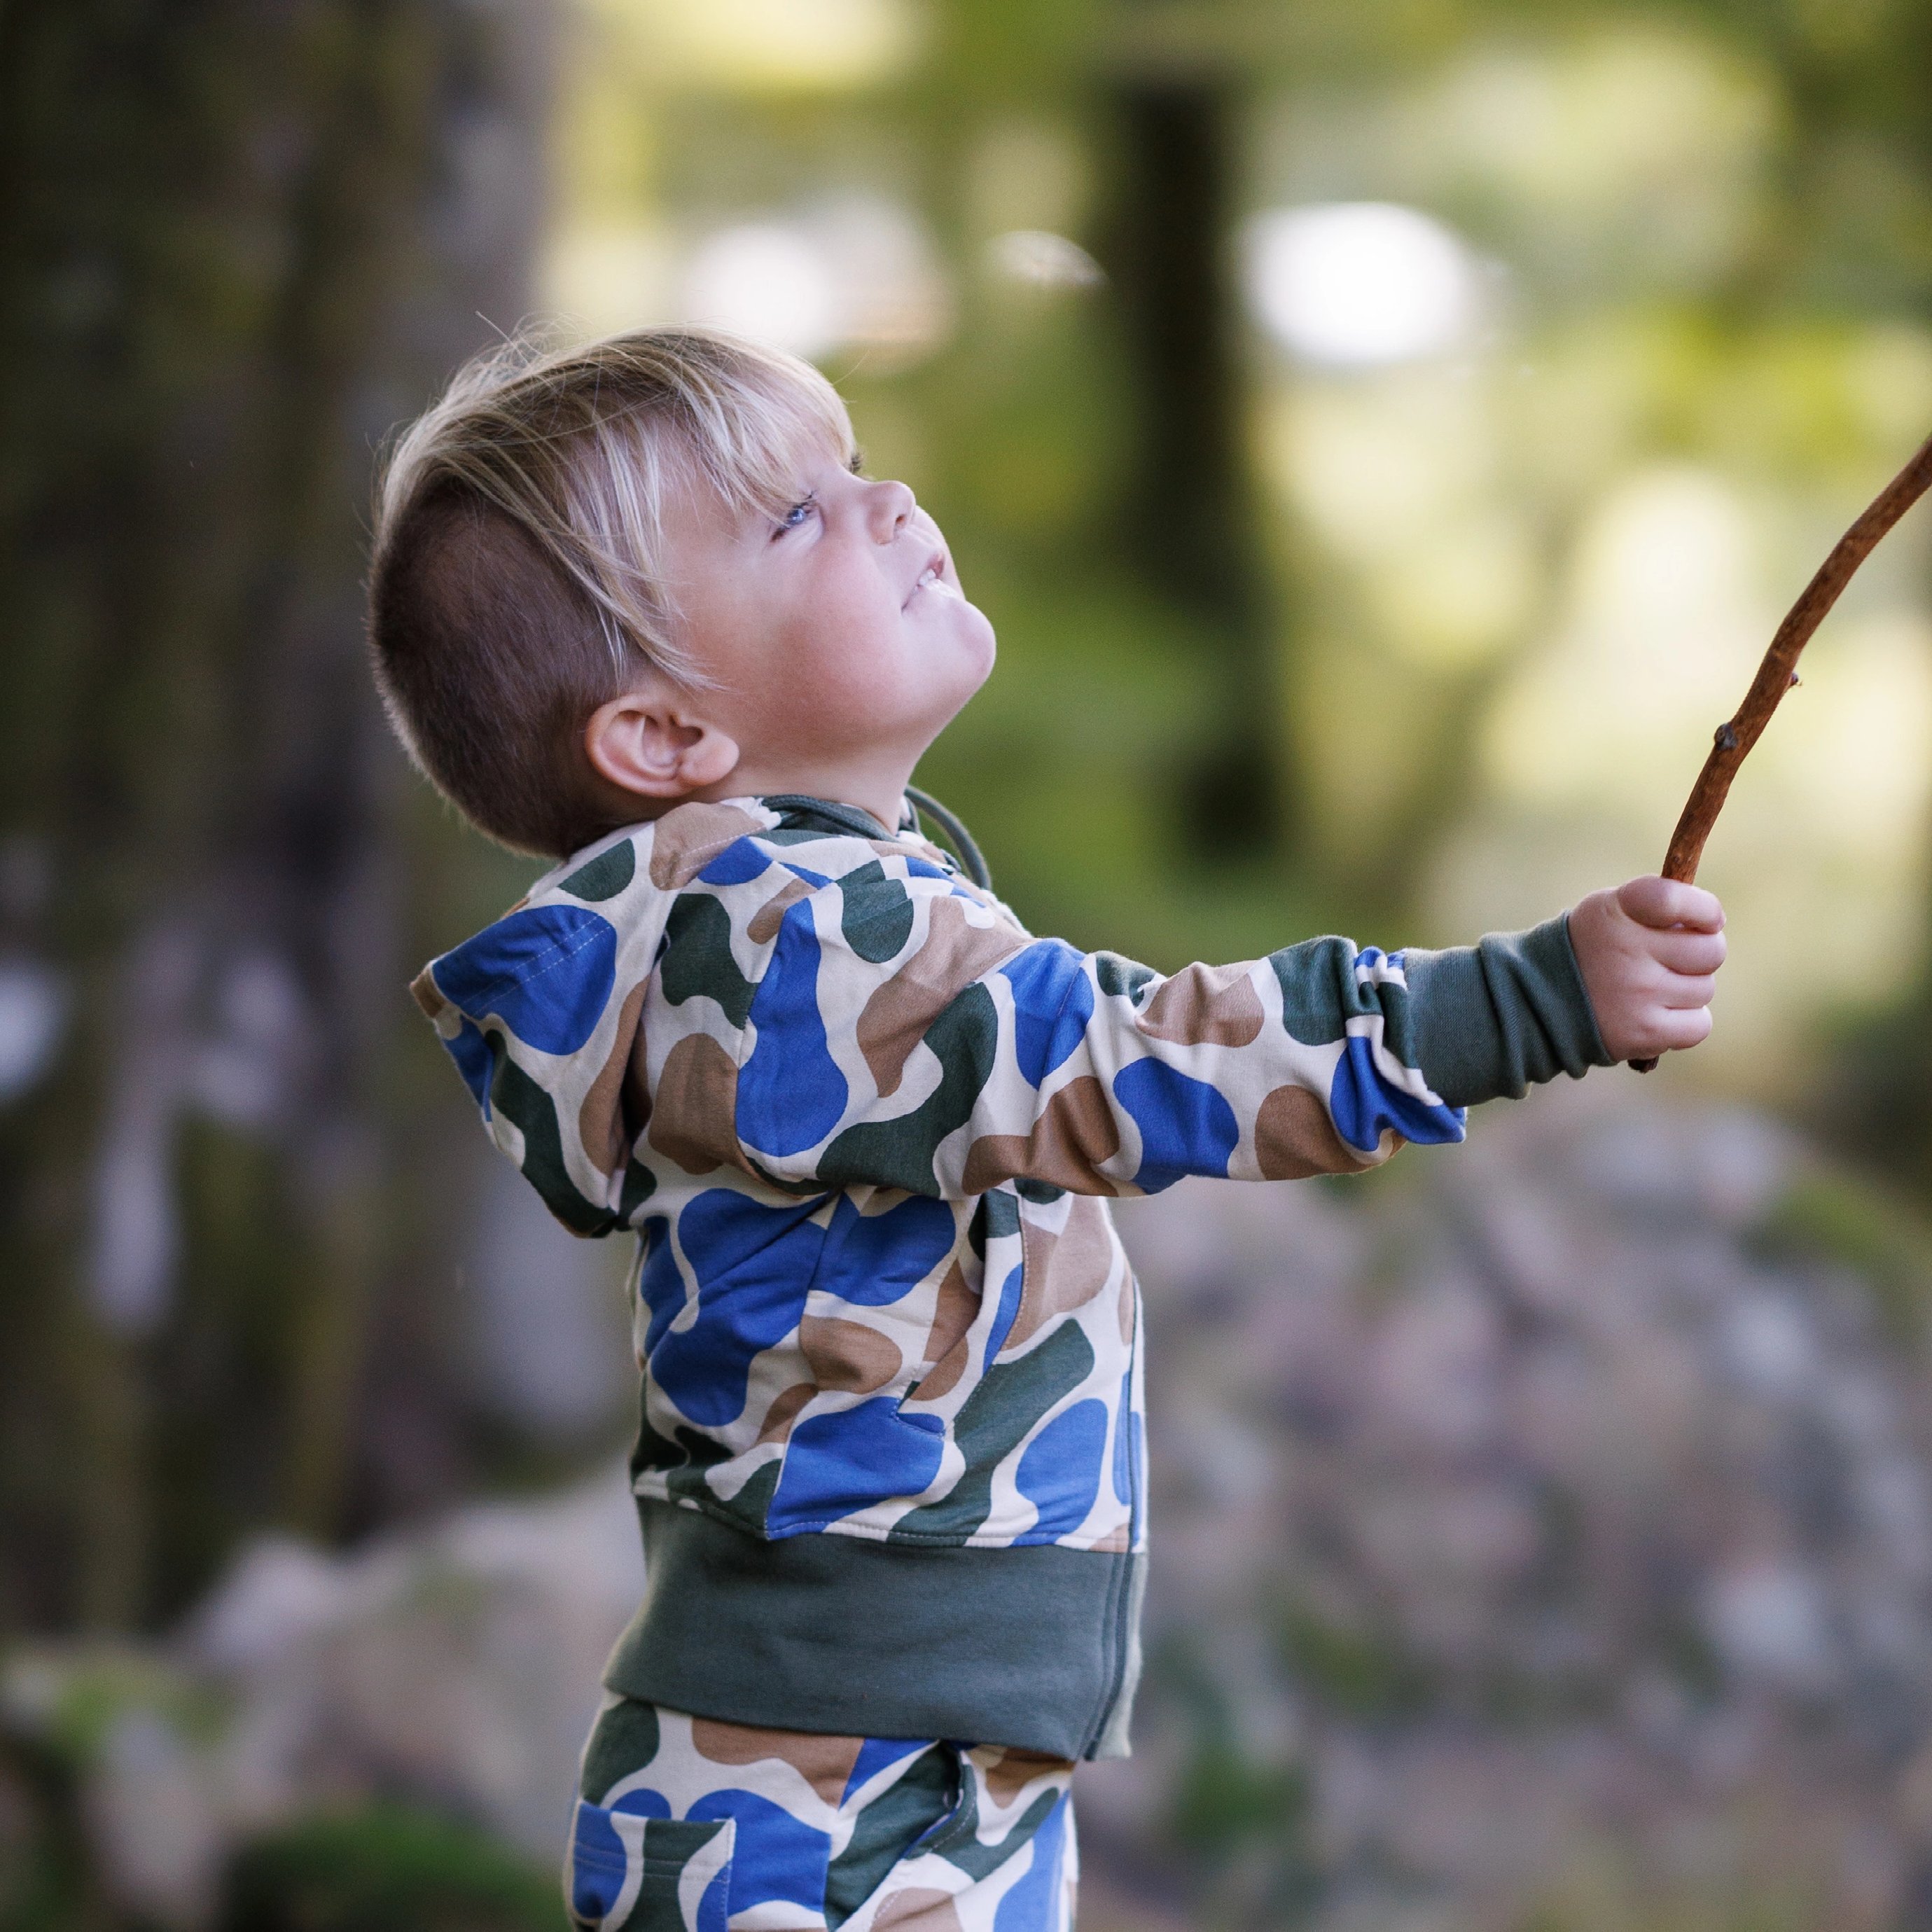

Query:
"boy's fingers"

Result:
[[1648, 928, 1727, 975], [1654, 973, 1718, 1010], [1638, 1005, 1715, 1055], [1663, 1006, 1715, 1048], [1615, 875, 1725, 931]]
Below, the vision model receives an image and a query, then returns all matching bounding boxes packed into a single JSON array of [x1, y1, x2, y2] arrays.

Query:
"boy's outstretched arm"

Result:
[[413, 824, 1729, 1230], [1566, 877, 1726, 1063]]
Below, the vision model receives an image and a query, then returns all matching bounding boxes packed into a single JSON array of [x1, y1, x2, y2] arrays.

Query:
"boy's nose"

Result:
[[866, 478, 916, 542]]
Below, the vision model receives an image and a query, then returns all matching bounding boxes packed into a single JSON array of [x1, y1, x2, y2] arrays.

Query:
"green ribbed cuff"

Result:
[[1403, 914, 1612, 1108]]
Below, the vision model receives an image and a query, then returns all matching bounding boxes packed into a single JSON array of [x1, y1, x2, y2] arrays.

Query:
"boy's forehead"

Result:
[[664, 424, 854, 542], [751, 420, 857, 493]]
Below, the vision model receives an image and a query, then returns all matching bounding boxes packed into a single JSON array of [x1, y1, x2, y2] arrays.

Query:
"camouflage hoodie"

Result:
[[413, 795, 1609, 1759]]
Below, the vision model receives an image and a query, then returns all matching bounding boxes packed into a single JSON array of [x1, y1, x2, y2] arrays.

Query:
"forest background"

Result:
[[10, 0, 1932, 1927]]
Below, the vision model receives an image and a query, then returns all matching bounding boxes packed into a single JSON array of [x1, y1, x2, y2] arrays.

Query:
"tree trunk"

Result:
[[1101, 76, 1284, 861], [0, 0, 550, 1632]]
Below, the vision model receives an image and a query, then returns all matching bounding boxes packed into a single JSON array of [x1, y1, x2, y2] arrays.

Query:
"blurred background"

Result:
[[8, 0, 1932, 1926]]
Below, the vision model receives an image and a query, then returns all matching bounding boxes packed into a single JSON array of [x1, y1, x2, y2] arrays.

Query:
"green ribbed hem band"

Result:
[[1404, 913, 1611, 1109], [603, 1498, 1144, 1760]]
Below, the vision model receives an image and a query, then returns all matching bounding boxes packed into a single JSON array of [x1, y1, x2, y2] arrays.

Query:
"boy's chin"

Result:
[[954, 605, 996, 678], [935, 659, 996, 736], [949, 630, 997, 704]]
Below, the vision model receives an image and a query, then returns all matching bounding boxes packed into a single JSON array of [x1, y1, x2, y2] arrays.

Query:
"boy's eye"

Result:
[[776, 496, 815, 535]]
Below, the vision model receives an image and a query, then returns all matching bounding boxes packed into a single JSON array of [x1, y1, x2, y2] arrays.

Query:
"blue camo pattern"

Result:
[[567, 1698, 1076, 1932], [412, 797, 1463, 1555]]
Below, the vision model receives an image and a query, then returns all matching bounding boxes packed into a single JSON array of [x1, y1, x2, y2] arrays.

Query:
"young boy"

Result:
[[369, 328, 1723, 1932]]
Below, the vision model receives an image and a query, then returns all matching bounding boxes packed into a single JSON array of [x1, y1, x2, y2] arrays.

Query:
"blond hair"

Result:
[[367, 326, 854, 856]]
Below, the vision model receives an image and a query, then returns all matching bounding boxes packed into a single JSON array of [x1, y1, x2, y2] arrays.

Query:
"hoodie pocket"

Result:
[[567, 1805, 735, 1932]]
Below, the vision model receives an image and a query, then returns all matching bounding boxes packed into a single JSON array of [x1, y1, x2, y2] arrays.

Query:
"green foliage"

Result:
[[1748, 1167, 1932, 1342], [1168, 1741, 1312, 1857], [10, 1649, 225, 1766], [1510, 1852, 1832, 1932], [1162, 1734, 1327, 1929], [1278, 1599, 1436, 1723], [218, 1805, 562, 1932], [0, 1732, 109, 1932]]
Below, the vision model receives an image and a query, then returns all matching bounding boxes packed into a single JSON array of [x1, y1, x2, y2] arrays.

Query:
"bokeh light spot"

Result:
[[1245, 202, 1482, 368]]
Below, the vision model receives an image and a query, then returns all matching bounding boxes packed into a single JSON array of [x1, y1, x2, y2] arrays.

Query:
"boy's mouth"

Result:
[[905, 548, 953, 607]]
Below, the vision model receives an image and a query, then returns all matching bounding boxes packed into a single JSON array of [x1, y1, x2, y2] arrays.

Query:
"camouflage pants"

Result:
[[566, 1698, 1078, 1932]]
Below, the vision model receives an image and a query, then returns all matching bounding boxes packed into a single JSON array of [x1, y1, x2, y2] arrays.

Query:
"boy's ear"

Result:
[[585, 684, 740, 802]]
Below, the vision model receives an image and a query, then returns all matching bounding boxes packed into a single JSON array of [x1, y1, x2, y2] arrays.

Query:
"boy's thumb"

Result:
[[1618, 875, 1724, 931]]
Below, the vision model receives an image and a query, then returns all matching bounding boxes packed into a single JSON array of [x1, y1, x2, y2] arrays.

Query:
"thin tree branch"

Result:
[[1631, 426, 1932, 1070]]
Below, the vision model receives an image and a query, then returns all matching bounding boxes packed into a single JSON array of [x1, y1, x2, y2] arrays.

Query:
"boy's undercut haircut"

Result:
[[368, 326, 855, 858]]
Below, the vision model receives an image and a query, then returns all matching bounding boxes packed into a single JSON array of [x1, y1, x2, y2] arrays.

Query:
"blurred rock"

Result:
[[1089, 1081, 1932, 1930], [18, 1085, 1932, 1930], [1, 1467, 640, 1924]]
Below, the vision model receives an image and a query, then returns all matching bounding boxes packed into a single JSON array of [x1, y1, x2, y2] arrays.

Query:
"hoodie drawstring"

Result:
[[903, 785, 992, 892]]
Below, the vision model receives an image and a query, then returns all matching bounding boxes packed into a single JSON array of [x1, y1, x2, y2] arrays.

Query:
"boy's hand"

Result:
[[1568, 877, 1727, 1062]]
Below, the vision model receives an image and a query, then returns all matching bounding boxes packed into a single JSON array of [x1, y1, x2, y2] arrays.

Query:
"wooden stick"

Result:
[[1630, 426, 1932, 1070]]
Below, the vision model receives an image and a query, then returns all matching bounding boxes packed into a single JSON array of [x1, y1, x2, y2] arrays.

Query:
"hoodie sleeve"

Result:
[[733, 859, 1612, 1200], [410, 828, 667, 1237], [409, 809, 1613, 1225]]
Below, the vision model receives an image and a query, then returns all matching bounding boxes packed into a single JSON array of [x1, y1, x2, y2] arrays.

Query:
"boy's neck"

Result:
[[756, 793, 901, 837], [693, 756, 917, 840]]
